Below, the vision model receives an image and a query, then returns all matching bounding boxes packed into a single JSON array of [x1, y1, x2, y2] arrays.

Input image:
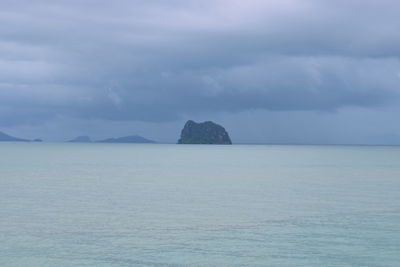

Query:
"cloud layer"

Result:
[[1, 0, 400, 142]]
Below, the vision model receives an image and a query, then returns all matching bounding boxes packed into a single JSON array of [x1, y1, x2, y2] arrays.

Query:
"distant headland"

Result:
[[178, 120, 232, 144], [0, 131, 39, 142], [97, 135, 155, 143], [68, 135, 155, 144], [68, 136, 92, 143]]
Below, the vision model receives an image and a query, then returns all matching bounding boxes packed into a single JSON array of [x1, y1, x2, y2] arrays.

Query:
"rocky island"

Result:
[[178, 120, 232, 144]]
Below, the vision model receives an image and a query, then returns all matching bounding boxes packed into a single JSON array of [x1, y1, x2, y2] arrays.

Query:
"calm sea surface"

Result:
[[0, 143, 399, 266]]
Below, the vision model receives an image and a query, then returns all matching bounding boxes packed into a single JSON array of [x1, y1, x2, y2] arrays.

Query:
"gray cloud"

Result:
[[1, 0, 400, 142]]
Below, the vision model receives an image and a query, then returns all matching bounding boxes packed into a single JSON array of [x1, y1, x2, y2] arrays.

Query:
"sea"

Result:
[[0, 143, 399, 266]]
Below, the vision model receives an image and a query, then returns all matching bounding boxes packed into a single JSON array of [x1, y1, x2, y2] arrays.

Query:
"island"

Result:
[[68, 136, 92, 143], [178, 120, 232, 144], [96, 135, 155, 143], [0, 131, 30, 142]]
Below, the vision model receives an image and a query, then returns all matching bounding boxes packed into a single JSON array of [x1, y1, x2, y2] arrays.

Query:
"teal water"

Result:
[[0, 143, 399, 266]]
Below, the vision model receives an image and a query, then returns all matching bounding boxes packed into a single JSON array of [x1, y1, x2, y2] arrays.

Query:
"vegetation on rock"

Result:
[[178, 120, 232, 144]]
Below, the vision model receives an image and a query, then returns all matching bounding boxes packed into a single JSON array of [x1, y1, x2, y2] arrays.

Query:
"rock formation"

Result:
[[178, 120, 232, 144]]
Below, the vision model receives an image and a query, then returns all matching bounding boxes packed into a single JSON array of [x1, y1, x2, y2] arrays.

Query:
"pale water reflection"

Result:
[[0, 144, 399, 266]]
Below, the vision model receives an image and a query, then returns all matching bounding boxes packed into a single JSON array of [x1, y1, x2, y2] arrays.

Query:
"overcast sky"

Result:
[[1, 0, 400, 143]]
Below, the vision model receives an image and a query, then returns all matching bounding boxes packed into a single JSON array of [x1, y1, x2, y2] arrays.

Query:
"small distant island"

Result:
[[67, 135, 155, 143], [0, 131, 33, 142], [68, 136, 92, 143], [97, 135, 155, 144], [178, 120, 232, 144]]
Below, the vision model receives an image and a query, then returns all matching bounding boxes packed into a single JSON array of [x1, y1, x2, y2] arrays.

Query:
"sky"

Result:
[[1, 0, 400, 144]]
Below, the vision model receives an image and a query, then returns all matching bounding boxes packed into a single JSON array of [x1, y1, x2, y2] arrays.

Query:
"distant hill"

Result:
[[178, 120, 232, 144], [0, 131, 30, 142], [96, 135, 155, 144], [68, 136, 92, 143]]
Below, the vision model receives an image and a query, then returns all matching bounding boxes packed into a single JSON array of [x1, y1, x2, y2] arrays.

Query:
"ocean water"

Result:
[[0, 143, 399, 267]]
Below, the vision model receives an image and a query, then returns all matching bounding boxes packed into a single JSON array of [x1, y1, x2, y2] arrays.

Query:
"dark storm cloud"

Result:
[[1, 0, 400, 125]]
